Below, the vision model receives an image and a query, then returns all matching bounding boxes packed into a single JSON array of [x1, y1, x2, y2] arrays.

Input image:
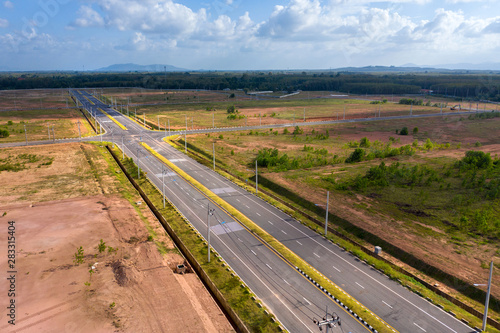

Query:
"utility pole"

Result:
[[157, 115, 160, 130], [410, 103, 413, 116], [48, 125, 51, 140], [213, 113, 215, 129], [213, 142, 215, 171], [100, 122, 102, 143], [24, 125, 28, 146], [255, 160, 258, 195], [162, 167, 166, 208], [168, 119, 170, 135], [52, 126, 55, 143], [343, 106, 346, 120], [207, 204, 215, 263], [78, 120, 81, 141], [303, 107, 306, 122], [483, 260, 494, 331], [121, 136, 124, 160], [137, 147, 140, 179], [184, 132, 187, 153], [325, 191, 330, 236], [143, 113, 146, 126], [185, 114, 188, 132]]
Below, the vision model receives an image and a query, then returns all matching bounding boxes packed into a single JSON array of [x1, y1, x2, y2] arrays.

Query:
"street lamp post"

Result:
[[121, 136, 124, 160], [24, 125, 28, 146], [207, 204, 215, 263], [315, 191, 330, 237], [137, 147, 140, 179], [213, 142, 216, 171], [255, 160, 258, 195], [162, 167, 166, 208], [475, 261, 494, 331]]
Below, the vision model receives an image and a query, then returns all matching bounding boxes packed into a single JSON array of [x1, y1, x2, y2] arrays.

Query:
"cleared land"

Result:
[[185, 110, 500, 319], [0, 108, 93, 143], [0, 89, 72, 110], [0, 143, 233, 332]]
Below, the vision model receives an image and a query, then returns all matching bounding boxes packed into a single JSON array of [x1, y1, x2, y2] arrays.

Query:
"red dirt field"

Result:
[[0, 195, 233, 333]]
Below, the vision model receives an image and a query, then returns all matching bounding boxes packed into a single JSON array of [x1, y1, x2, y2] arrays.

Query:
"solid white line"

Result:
[[332, 265, 341, 273], [356, 282, 365, 289], [303, 297, 311, 305], [414, 323, 427, 332], [382, 301, 393, 309]]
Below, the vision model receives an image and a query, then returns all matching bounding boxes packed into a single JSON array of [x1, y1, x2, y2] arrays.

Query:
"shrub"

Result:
[[0, 129, 9, 138], [359, 137, 371, 148], [227, 105, 237, 114], [413, 127, 419, 134], [7, 120, 13, 126], [424, 138, 434, 150], [218, 134, 224, 139], [345, 148, 365, 163], [475, 141, 482, 147], [457, 151, 492, 170], [283, 128, 289, 134], [400, 127, 409, 135], [293, 126, 303, 135]]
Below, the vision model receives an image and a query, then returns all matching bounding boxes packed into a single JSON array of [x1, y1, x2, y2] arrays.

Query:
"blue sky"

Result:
[[0, 0, 499, 71]]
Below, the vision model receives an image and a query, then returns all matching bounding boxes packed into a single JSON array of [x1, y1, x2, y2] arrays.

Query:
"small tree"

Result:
[[227, 105, 237, 114], [97, 239, 106, 254], [400, 127, 409, 135], [413, 127, 419, 134], [345, 148, 365, 163], [73, 246, 85, 266], [0, 129, 9, 138], [359, 137, 371, 148], [283, 128, 289, 135], [293, 126, 303, 135]]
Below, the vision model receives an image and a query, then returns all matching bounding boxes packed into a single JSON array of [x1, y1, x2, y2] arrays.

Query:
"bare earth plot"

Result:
[[0, 143, 233, 333]]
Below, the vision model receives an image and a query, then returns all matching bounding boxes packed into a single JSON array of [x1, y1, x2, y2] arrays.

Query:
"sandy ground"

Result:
[[0, 143, 233, 333]]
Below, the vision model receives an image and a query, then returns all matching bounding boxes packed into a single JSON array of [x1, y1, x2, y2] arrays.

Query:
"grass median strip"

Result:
[[141, 141, 393, 333], [98, 108, 128, 130]]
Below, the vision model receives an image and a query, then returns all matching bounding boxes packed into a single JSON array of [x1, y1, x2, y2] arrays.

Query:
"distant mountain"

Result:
[[331, 64, 500, 73], [401, 62, 500, 71], [332, 66, 450, 73], [95, 63, 189, 72]]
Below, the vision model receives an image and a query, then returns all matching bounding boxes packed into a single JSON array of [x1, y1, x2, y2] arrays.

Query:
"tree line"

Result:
[[0, 72, 499, 101]]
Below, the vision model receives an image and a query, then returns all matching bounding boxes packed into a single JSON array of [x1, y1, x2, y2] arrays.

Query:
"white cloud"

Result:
[[3, 1, 13, 9], [0, 18, 8, 28], [72, 6, 105, 28]]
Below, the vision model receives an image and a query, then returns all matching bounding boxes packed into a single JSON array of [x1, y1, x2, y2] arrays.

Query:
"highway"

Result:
[[71, 90, 370, 332], [5, 89, 483, 333]]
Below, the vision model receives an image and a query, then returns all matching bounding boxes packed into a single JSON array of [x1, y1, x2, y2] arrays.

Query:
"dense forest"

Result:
[[1, 71, 499, 101]]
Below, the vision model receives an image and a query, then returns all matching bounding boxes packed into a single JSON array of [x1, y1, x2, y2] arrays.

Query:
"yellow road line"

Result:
[[98, 108, 128, 131]]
